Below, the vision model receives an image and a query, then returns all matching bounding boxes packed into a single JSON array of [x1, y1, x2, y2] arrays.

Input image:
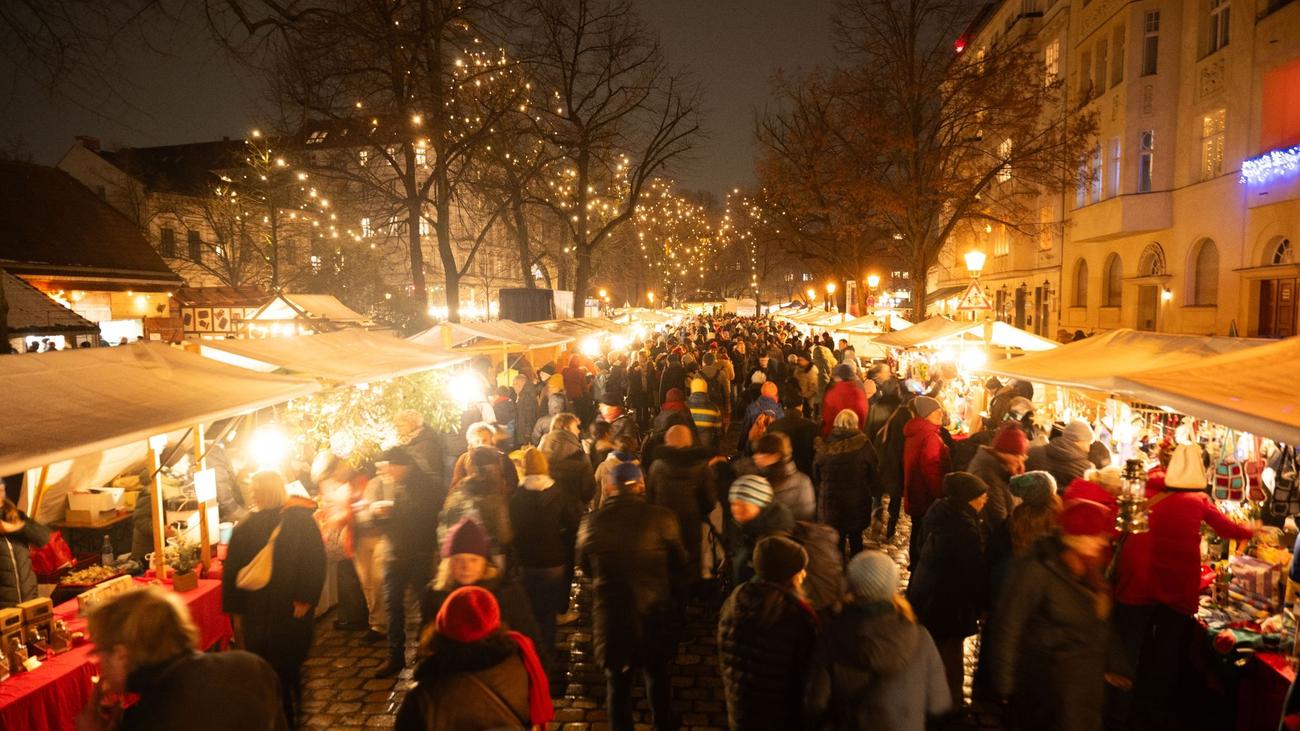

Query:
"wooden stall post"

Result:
[[28, 465, 50, 519], [193, 423, 212, 571], [147, 434, 169, 581]]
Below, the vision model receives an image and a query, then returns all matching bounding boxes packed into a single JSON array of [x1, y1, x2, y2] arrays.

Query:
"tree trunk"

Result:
[[911, 248, 929, 322], [572, 245, 591, 319], [509, 189, 534, 287], [405, 154, 428, 309], [0, 266, 11, 354], [435, 184, 459, 322]]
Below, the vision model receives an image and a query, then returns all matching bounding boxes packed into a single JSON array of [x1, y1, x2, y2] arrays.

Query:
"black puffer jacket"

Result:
[[122, 650, 288, 731], [0, 515, 51, 608], [906, 497, 988, 641], [509, 475, 581, 569], [725, 501, 796, 586], [812, 429, 877, 533], [807, 601, 951, 731], [577, 494, 688, 668], [647, 445, 716, 581], [718, 579, 820, 731], [1026, 438, 1093, 494]]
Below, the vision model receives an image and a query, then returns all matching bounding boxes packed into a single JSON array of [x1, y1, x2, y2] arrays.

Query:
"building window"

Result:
[[1142, 11, 1160, 76], [1108, 138, 1122, 198], [1200, 109, 1226, 181], [1044, 40, 1060, 85], [1072, 259, 1089, 307], [310, 254, 323, 273], [159, 227, 176, 258], [1089, 145, 1103, 203], [1094, 39, 1109, 93], [283, 238, 297, 266], [1139, 243, 1166, 276], [359, 149, 369, 166], [361, 217, 373, 238], [187, 230, 202, 262], [1111, 25, 1126, 86], [802, 272, 813, 282], [997, 138, 1013, 182], [1273, 238, 1293, 265], [1206, 0, 1230, 56], [415, 145, 427, 167], [1079, 50, 1093, 98], [992, 224, 1010, 258], [1190, 239, 1219, 305], [418, 217, 431, 237], [1137, 130, 1155, 193], [1102, 253, 1123, 307]]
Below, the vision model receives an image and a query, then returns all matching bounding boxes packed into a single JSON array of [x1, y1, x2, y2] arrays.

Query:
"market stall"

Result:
[[245, 292, 373, 336], [408, 318, 573, 384], [199, 328, 467, 386]]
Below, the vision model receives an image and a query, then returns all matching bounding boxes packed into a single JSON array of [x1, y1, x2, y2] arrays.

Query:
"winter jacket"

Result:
[[1114, 489, 1253, 615], [658, 362, 689, 405], [562, 357, 588, 400], [764, 459, 816, 522], [968, 446, 1019, 529], [950, 428, 995, 473], [987, 536, 1129, 731], [531, 393, 568, 445], [403, 425, 446, 487], [600, 412, 640, 448], [0, 514, 51, 608], [738, 396, 785, 453], [450, 448, 520, 496], [795, 364, 820, 400], [577, 494, 689, 668], [769, 413, 820, 477], [438, 475, 513, 555], [420, 575, 541, 653], [811, 346, 836, 393], [514, 381, 542, 446], [907, 497, 988, 640], [875, 407, 911, 500], [902, 418, 950, 520], [725, 502, 797, 586], [718, 579, 820, 731], [686, 392, 723, 447], [812, 429, 877, 533], [396, 635, 534, 731], [865, 379, 904, 442], [807, 601, 950, 731], [539, 429, 598, 507], [647, 445, 717, 581], [792, 520, 846, 613], [821, 380, 870, 437], [122, 650, 289, 731], [1026, 438, 1093, 493], [509, 475, 581, 569]]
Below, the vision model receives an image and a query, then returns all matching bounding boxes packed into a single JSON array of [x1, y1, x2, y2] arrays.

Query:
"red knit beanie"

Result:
[[992, 422, 1029, 456], [435, 586, 500, 643], [1059, 499, 1112, 536], [442, 517, 492, 559]]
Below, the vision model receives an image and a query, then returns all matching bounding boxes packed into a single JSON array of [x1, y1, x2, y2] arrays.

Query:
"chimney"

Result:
[[75, 135, 101, 152]]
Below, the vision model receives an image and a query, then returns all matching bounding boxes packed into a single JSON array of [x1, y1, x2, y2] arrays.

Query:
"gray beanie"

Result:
[[1009, 471, 1057, 507], [912, 396, 942, 420], [846, 551, 899, 603], [1063, 420, 1094, 443]]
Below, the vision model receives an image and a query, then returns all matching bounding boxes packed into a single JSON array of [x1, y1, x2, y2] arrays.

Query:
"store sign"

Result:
[[1241, 144, 1300, 186], [956, 280, 992, 311]]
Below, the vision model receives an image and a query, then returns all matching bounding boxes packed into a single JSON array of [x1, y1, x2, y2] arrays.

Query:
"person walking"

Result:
[[646, 424, 716, 588], [875, 400, 913, 540], [686, 378, 724, 452], [807, 551, 951, 730], [0, 498, 51, 609], [737, 381, 784, 455], [539, 413, 599, 510], [768, 392, 820, 478], [723, 474, 797, 588], [902, 396, 950, 567], [577, 462, 689, 731], [396, 586, 554, 730], [813, 409, 878, 559], [438, 447, 513, 561], [222, 470, 327, 725], [821, 364, 872, 437], [718, 535, 820, 731], [752, 432, 816, 522], [968, 422, 1029, 533]]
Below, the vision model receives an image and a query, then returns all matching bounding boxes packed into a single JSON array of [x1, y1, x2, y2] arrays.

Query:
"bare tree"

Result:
[[523, 0, 700, 317]]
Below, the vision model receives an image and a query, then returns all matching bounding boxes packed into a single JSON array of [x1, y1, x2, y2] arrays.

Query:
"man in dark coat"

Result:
[[865, 364, 905, 441], [718, 536, 820, 731], [597, 400, 641, 448], [767, 393, 819, 478], [0, 500, 50, 608], [577, 462, 689, 731], [395, 410, 445, 487], [657, 352, 688, 406], [1026, 420, 1096, 492], [513, 373, 542, 447], [539, 413, 598, 508], [813, 409, 878, 559], [646, 425, 716, 586]]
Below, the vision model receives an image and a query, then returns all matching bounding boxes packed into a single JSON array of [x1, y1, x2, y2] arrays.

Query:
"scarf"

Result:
[[506, 630, 554, 724]]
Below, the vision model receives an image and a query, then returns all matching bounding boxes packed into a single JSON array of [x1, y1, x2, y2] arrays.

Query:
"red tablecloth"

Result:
[[0, 577, 232, 731], [1238, 651, 1296, 731]]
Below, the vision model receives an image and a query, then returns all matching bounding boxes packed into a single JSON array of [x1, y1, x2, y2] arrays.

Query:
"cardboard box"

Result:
[[1229, 555, 1284, 605], [67, 488, 124, 519]]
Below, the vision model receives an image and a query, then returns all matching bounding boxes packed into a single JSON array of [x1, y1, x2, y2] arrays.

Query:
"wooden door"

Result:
[[1137, 285, 1158, 331]]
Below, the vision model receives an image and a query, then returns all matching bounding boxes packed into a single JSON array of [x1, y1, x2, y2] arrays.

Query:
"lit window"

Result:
[[310, 255, 323, 273], [1200, 109, 1226, 181], [1142, 11, 1160, 76], [1044, 40, 1060, 85], [306, 130, 327, 144], [1108, 138, 1121, 198], [359, 149, 369, 166], [361, 217, 373, 237], [993, 225, 1010, 257], [1273, 238, 1293, 265], [415, 145, 427, 166], [419, 217, 430, 237], [802, 273, 813, 282], [1090, 146, 1103, 203], [1138, 130, 1155, 192], [1094, 39, 1108, 92], [1206, 0, 1230, 56], [997, 138, 1014, 182]]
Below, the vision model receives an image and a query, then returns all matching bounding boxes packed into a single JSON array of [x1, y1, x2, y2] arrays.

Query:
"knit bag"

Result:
[[1269, 446, 1300, 518], [1212, 430, 1246, 502]]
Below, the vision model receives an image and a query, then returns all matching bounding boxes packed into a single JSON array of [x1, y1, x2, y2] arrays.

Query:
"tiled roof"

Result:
[[1, 270, 98, 334], [98, 139, 248, 197]]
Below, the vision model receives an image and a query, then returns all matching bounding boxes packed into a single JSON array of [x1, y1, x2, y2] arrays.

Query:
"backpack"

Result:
[[790, 520, 844, 612], [706, 370, 727, 407], [1269, 446, 1300, 518], [748, 411, 776, 444]]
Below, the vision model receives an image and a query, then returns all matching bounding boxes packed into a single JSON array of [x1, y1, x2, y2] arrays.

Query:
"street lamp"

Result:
[[866, 274, 881, 290], [598, 288, 608, 299], [806, 287, 816, 307], [825, 281, 837, 312], [647, 290, 655, 306], [964, 250, 987, 278]]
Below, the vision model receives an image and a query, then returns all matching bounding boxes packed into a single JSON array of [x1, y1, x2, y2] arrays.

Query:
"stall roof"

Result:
[[870, 316, 1056, 351], [832, 314, 913, 334], [408, 320, 573, 351], [0, 343, 321, 476], [615, 308, 675, 325], [1112, 336, 1300, 444], [2, 271, 98, 336], [983, 329, 1267, 393], [531, 317, 625, 337], [250, 293, 370, 324], [871, 317, 972, 348], [201, 329, 466, 385]]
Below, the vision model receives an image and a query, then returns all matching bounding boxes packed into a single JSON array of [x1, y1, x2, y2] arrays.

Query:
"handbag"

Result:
[[235, 522, 282, 591], [1269, 446, 1300, 518], [1211, 430, 1246, 502]]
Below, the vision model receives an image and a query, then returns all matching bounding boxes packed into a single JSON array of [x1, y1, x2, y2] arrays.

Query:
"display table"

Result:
[[1237, 651, 1295, 731], [0, 577, 231, 731]]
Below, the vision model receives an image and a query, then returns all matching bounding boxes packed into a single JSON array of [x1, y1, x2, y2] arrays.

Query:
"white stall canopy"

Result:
[[873, 317, 1057, 352], [201, 329, 465, 385], [409, 319, 573, 352]]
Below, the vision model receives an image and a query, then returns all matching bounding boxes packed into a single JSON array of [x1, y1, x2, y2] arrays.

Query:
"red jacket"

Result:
[[902, 417, 950, 519], [1115, 489, 1253, 615], [562, 357, 588, 399], [821, 380, 869, 437]]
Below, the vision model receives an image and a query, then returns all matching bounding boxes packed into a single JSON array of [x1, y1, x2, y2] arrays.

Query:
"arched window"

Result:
[[1072, 258, 1089, 307], [1103, 254, 1123, 307], [1190, 239, 1219, 305], [1274, 238, 1294, 265], [1139, 243, 1166, 276]]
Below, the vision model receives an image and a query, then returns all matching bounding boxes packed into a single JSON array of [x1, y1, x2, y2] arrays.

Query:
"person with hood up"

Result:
[[438, 447, 513, 560], [902, 396, 951, 567], [396, 586, 554, 731], [577, 462, 688, 731], [968, 422, 1029, 532], [906, 472, 990, 710], [807, 551, 951, 731], [647, 425, 717, 586], [811, 341, 836, 395], [1026, 420, 1097, 492], [738, 381, 785, 455], [813, 409, 878, 559], [0, 498, 50, 609], [752, 431, 816, 522], [988, 379, 1034, 427], [724, 474, 798, 586], [539, 413, 598, 509], [718, 536, 820, 731], [531, 378, 569, 445], [686, 377, 723, 451], [562, 354, 592, 422], [222, 470, 327, 724], [987, 499, 1131, 731], [821, 363, 873, 437], [509, 448, 581, 676], [658, 351, 689, 406]]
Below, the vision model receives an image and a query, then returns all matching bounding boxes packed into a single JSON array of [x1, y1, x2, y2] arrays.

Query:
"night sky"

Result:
[[0, 0, 837, 196]]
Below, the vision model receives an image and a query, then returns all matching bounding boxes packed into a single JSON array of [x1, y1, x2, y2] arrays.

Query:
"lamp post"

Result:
[[825, 281, 837, 312], [866, 274, 881, 313], [806, 287, 816, 308], [647, 290, 655, 307]]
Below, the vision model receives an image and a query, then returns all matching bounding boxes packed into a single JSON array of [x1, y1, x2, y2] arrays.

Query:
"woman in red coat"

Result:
[[903, 396, 950, 569], [1110, 444, 1254, 729], [820, 364, 873, 437]]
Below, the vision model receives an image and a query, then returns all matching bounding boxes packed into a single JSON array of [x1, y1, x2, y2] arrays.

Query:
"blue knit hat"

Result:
[[612, 461, 643, 487], [729, 474, 774, 508], [846, 551, 899, 603]]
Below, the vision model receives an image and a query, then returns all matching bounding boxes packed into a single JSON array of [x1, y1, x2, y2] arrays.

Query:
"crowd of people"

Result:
[[26, 312, 1268, 731]]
